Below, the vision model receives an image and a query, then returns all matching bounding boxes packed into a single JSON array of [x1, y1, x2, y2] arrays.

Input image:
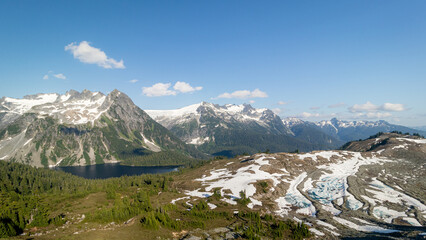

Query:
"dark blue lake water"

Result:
[[54, 163, 179, 179]]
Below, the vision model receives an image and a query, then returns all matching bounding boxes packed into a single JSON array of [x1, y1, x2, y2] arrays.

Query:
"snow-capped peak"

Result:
[[282, 117, 305, 128], [315, 118, 390, 129], [146, 102, 274, 125], [146, 103, 202, 119], [0, 90, 112, 125]]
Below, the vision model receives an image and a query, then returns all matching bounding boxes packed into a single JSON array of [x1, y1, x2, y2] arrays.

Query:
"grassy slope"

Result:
[[1, 160, 310, 240]]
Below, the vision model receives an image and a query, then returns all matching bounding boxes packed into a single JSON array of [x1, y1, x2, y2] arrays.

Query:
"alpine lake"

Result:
[[53, 163, 180, 179]]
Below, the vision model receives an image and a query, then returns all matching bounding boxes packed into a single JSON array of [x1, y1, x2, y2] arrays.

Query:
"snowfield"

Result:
[[0, 91, 111, 125], [175, 144, 425, 236]]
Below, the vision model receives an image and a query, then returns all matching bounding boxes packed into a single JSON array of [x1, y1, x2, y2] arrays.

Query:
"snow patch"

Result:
[[333, 217, 399, 233]]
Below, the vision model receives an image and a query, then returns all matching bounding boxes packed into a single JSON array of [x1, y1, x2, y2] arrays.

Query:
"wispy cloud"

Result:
[[53, 73, 66, 80], [354, 112, 392, 119], [65, 41, 125, 69], [328, 102, 346, 108], [142, 81, 202, 97], [310, 106, 320, 110], [129, 79, 139, 83], [299, 112, 320, 118], [43, 72, 66, 80], [277, 101, 288, 105], [348, 101, 405, 112], [216, 89, 268, 99], [272, 108, 282, 114]]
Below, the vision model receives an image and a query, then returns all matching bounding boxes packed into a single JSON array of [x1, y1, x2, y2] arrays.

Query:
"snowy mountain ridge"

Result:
[[146, 102, 292, 149], [146, 102, 272, 130], [0, 90, 111, 127]]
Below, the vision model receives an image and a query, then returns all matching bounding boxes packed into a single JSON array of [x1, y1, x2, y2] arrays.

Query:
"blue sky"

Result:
[[1, 1, 425, 126]]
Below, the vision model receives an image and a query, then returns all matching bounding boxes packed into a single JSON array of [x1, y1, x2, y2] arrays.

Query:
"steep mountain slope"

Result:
[[0, 90, 203, 167], [174, 133, 426, 238], [146, 103, 336, 157]]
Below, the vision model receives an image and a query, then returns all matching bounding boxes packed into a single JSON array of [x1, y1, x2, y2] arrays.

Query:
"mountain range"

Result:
[[1, 89, 425, 166], [147, 102, 425, 157], [0, 90, 203, 167]]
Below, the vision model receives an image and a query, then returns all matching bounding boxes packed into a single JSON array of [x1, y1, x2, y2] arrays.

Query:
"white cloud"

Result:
[[278, 101, 288, 105], [129, 79, 139, 83], [173, 81, 203, 93], [142, 83, 177, 97], [299, 112, 320, 118], [382, 103, 405, 112], [53, 73, 66, 80], [65, 41, 125, 69], [43, 72, 66, 80], [349, 101, 405, 113], [349, 101, 378, 112], [216, 88, 268, 99], [328, 102, 346, 108], [249, 100, 255, 104], [310, 106, 320, 110], [355, 112, 392, 119]]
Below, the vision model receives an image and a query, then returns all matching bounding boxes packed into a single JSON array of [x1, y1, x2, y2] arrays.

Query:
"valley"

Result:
[[0, 132, 425, 239]]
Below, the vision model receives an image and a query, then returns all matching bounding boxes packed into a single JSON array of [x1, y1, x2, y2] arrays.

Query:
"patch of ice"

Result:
[[397, 138, 426, 144], [191, 155, 284, 202], [333, 217, 399, 233], [402, 217, 422, 227], [367, 178, 426, 215], [352, 217, 374, 225], [373, 206, 406, 223], [306, 152, 392, 211], [185, 189, 211, 198], [207, 203, 217, 209], [222, 197, 237, 205], [316, 220, 338, 230], [361, 195, 376, 206], [171, 196, 190, 204], [321, 204, 342, 215], [392, 144, 408, 150], [247, 197, 262, 209], [375, 149, 385, 154], [276, 172, 316, 216], [309, 228, 325, 236], [302, 178, 313, 192]]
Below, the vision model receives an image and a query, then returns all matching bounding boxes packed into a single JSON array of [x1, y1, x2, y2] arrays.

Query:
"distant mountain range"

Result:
[[146, 102, 340, 157], [1, 90, 424, 167], [283, 117, 426, 143], [148, 103, 426, 157]]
